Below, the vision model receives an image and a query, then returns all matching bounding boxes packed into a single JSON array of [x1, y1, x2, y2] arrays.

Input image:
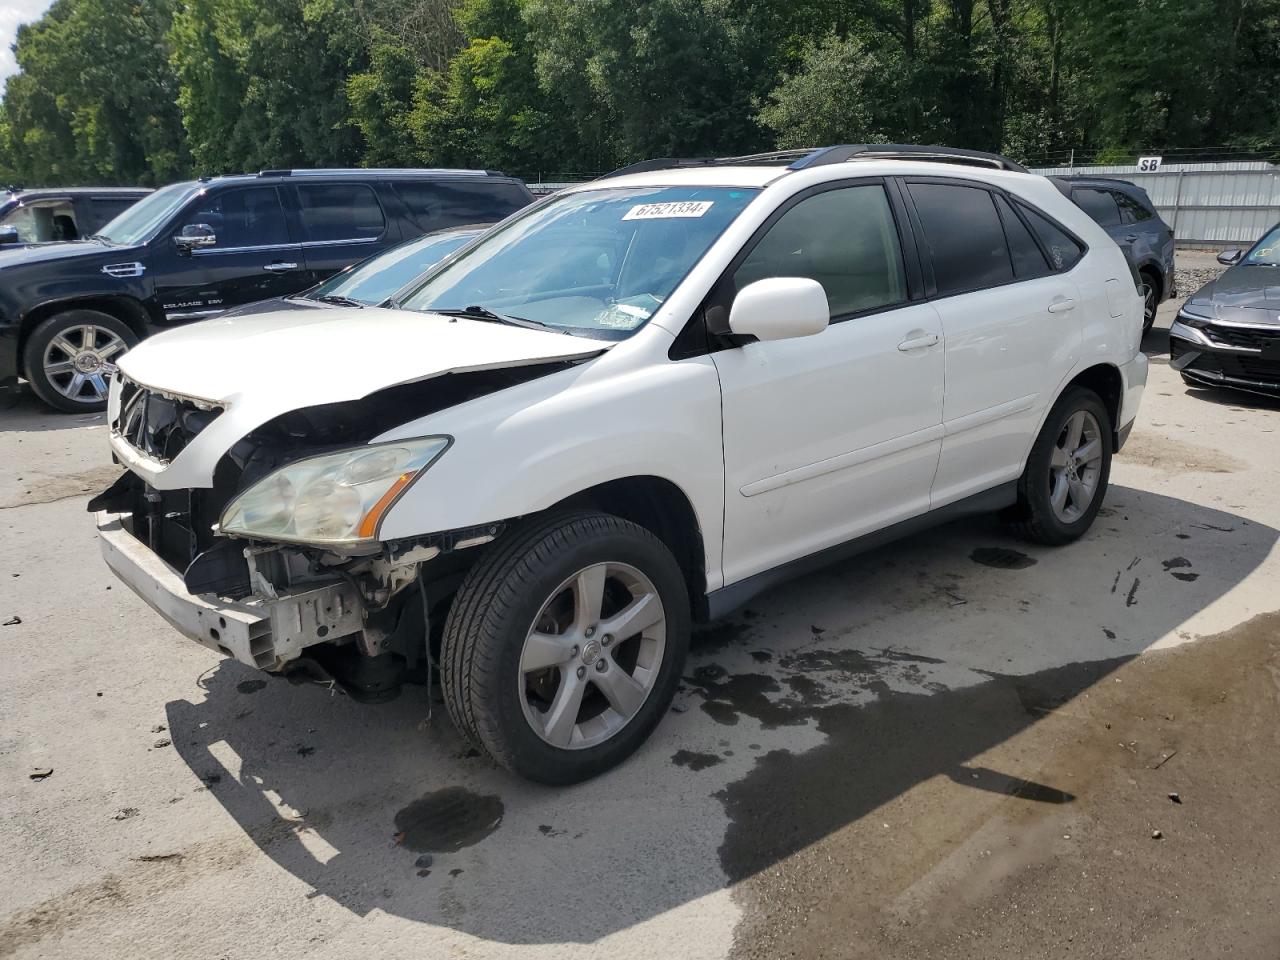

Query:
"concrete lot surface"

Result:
[[3, 269, 1280, 959]]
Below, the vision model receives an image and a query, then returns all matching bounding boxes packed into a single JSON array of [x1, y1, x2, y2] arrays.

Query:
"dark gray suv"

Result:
[[1055, 176, 1176, 332]]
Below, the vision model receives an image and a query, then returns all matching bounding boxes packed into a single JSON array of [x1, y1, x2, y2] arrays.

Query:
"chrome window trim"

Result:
[[192, 242, 302, 256], [300, 237, 381, 248]]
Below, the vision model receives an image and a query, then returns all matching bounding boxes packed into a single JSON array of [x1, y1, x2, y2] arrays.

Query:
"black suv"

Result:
[[1054, 176, 1176, 332], [0, 168, 534, 411], [0, 186, 151, 245]]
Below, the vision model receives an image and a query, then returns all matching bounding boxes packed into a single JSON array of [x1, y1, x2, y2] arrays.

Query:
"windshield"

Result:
[[306, 229, 480, 305], [398, 186, 760, 336], [1244, 226, 1280, 265], [96, 181, 196, 245]]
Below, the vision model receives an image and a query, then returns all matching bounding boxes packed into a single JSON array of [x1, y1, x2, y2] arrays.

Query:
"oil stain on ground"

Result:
[[394, 787, 503, 853]]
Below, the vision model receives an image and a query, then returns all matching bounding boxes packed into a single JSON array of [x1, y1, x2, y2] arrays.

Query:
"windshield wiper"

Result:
[[432, 305, 555, 332], [313, 294, 365, 308], [86, 234, 113, 245]]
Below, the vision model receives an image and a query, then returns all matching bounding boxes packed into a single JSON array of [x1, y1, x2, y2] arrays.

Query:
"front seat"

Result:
[[52, 214, 79, 241]]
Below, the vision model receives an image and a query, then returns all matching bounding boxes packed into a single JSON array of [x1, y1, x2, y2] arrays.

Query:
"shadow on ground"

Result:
[[167, 485, 1275, 944]]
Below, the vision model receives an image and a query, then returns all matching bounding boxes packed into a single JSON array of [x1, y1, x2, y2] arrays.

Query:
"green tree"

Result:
[[0, 0, 188, 185], [756, 34, 889, 148]]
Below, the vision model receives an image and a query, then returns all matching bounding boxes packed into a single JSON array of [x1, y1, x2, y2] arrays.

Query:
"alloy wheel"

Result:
[[42, 324, 126, 403], [518, 561, 667, 750], [1049, 409, 1103, 523]]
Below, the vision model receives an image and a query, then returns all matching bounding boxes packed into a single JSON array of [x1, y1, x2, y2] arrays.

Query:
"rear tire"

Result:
[[441, 511, 690, 784], [1010, 387, 1113, 546], [23, 309, 136, 413], [1140, 270, 1160, 333]]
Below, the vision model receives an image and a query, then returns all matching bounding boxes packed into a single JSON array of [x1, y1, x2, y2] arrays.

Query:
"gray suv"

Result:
[[1055, 176, 1175, 332]]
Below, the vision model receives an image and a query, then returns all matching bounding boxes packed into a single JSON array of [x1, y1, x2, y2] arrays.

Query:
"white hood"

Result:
[[111, 306, 606, 489]]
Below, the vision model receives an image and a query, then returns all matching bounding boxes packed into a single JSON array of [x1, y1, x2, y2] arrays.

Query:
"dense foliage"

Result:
[[2, 0, 1279, 185]]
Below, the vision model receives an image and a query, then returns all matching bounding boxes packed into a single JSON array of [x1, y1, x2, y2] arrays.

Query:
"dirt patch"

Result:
[[723, 611, 1280, 960], [0, 464, 122, 509], [1117, 432, 1244, 474]]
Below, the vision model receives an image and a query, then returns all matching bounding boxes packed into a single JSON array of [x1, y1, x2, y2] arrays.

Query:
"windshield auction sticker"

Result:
[[622, 201, 713, 220]]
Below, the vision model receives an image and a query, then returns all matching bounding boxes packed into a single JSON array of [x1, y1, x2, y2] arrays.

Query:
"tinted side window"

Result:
[[993, 194, 1051, 280], [393, 180, 532, 232], [1114, 190, 1153, 224], [187, 186, 289, 248], [733, 184, 906, 317], [1016, 201, 1085, 272], [1072, 187, 1121, 227], [297, 183, 386, 242], [89, 197, 136, 227], [908, 182, 1013, 296]]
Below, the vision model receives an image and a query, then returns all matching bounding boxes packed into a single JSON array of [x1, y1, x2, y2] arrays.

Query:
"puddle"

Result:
[[970, 547, 1037, 570], [394, 787, 503, 853], [672, 750, 723, 771]]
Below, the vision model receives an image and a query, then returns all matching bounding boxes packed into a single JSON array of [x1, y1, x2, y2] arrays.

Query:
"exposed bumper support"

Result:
[[96, 511, 365, 670]]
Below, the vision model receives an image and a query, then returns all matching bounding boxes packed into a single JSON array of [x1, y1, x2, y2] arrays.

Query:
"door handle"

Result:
[[263, 261, 298, 273], [1047, 298, 1077, 314], [1125, 234, 1139, 243], [897, 333, 940, 352]]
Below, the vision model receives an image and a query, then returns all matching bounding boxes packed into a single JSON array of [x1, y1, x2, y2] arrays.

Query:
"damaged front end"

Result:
[[90, 365, 573, 699]]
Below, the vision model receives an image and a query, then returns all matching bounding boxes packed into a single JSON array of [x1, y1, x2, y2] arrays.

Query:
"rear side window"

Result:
[[297, 183, 386, 243], [187, 186, 289, 248], [1016, 201, 1085, 272], [393, 180, 532, 232], [733, 184, 906, 317], [908, 182, 1013, 296], [1072, 187, 1122, 227], [1114, 190, 1154, 224], [88, 197, 137, 228], [993, 194, 1051, 280]]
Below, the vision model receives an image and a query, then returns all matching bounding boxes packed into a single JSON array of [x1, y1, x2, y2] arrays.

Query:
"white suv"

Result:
[[93, 145, 1147, 784]]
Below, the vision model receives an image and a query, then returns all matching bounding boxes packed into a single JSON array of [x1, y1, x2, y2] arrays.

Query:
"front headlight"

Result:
[[1177, 302, 1216, 327], [219, 436, 451, 546]]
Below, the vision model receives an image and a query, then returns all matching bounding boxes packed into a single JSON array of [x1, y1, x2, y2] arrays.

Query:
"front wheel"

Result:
[[441, 511, 690, 784], [22, 309, 137, 412], [1010, 387, 1113, 546]]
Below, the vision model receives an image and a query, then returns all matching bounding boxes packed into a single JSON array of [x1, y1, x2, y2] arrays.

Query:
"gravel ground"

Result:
[[1173, 248, 1229, 299], [3, 291, 1280, 960]]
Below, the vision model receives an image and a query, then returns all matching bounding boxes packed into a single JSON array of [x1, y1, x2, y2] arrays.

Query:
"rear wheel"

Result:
[[1010, 387, 1112, 546], [23, 309, 136, 412], [1140, 270, 1160, 333], [441, 511, 690, 784]]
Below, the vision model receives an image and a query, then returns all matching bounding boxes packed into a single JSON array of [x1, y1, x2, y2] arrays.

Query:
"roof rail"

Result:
[[789, 144, 1028, 173], [253, 167, 495, 179], [597, 144, 1029, 181]]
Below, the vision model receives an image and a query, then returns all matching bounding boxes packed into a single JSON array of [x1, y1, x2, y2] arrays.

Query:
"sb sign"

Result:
[[1137, 156, 1163, 172]]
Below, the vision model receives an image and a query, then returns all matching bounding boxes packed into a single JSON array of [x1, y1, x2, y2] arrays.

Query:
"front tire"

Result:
[[441, 511, 690, 785], [23, 309, 136, 413], [1010, 387, 1113, 546]]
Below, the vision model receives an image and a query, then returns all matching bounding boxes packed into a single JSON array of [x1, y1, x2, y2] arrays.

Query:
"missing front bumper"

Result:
[[96, 511, 365, 670]]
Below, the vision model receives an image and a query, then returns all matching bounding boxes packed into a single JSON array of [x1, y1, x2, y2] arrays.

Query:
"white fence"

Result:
[[1029, 161, 1280, 247]]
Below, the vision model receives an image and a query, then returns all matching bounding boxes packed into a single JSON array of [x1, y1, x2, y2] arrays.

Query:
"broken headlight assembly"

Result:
[[218, 436, 451, 546]]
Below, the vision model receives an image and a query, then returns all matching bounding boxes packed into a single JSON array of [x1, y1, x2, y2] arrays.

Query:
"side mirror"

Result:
[[175, 223, 217, 252], [1217, 249, 1243, 265], [728, 277, 830, 341], [0, 225, 19, 245]]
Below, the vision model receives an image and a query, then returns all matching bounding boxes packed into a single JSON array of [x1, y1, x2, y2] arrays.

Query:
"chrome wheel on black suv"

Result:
[[442, 511, 690, 784], [23, 309, 137, 412]]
